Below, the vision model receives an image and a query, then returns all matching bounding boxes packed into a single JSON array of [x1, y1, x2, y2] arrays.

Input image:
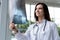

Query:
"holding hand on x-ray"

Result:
[[9, 22, 18, 34]]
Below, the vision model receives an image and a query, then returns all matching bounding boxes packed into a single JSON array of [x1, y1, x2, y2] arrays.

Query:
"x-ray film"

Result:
[[10, 0, 27, 24]]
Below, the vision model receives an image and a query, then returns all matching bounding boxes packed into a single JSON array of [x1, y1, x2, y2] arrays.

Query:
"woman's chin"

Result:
[[36, 16, 40, 17]]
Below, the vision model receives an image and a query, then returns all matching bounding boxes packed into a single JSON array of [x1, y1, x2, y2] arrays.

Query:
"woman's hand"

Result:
[[9, 23, 18, 34]]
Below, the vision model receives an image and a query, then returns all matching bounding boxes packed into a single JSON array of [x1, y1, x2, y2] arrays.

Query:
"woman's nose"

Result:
[[36, 9, 39, 12]]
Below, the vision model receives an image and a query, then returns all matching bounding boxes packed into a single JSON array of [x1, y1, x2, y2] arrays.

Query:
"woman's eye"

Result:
[[39, 8, 43, 9], [35, 8, 43, 10]]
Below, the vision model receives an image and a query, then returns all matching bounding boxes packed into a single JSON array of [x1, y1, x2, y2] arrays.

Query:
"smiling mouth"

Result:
[[37, 12, 40, 14]]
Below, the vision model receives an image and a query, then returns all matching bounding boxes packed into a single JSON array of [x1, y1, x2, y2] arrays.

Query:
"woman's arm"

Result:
[[9, 23, 29, 40], [51, 23, 60, 40], [9, 23, 32, 40], [15, 25, 32, 40], [15, 31, 28, 40]]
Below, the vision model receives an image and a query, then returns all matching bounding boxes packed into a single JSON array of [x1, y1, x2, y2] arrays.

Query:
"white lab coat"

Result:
[[15, 19, 60, 40]]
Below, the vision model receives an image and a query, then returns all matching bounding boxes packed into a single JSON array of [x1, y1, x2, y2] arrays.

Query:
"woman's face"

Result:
[[35, 4, 44, 17]]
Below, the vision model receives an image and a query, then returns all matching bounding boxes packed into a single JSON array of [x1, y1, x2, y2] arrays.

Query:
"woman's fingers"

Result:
[[9, 23, 15, 30]]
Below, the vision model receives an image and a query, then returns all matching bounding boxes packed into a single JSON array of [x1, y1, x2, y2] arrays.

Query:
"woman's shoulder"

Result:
[[47, 20, 57, 27], [46, 21, 57, 31], [47, 20, 56, 24]]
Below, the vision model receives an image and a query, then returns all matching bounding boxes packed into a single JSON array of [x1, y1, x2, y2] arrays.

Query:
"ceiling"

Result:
[[25, 0, 60, 7]]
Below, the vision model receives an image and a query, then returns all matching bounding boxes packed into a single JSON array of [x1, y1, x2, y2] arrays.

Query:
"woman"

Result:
[[9, 3, 59, 40]]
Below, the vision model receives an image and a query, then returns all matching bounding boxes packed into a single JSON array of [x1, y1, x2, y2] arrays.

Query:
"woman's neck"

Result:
[[37, 17, 44, 23]]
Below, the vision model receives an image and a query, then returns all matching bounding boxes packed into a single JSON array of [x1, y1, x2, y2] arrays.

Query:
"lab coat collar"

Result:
[[36, 19, 46, 25]]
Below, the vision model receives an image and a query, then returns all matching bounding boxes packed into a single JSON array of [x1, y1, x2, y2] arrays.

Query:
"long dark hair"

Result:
[[34, 3, 51, 21]]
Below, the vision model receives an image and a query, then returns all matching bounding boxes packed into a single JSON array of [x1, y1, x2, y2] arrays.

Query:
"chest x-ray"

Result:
[[9, 0, 27, 24]]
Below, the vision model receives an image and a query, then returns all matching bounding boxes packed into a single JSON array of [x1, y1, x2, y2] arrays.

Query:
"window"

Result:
[[48, 6, 60, 27]]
